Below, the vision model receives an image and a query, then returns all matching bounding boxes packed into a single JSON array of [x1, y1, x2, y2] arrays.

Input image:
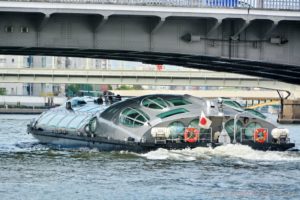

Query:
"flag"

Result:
[[199, 111, 212, 129]]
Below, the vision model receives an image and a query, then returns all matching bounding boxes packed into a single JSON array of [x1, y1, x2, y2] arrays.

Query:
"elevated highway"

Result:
[[0, 0, 300, 84], [0, 67, 299, 92]]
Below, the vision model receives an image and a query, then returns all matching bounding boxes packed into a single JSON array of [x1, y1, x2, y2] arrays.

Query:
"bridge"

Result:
[[0, 67, 299, 91], [0, 0, 300, 84], [246, 100, 279, 109]]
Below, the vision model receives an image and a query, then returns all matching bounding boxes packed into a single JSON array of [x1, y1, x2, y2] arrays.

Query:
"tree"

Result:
[[0, 88, 6, 95], [116, 85, 143, 90], [116, 85, 132, 90], [66, 84, 93, 96], [132, 85, 143, 90]]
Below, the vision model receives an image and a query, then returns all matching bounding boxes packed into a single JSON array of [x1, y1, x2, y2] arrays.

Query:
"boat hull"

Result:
[[30, 130, 295, 152]]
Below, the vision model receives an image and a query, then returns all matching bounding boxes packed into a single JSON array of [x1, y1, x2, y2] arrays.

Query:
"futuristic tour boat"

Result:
[[27, 94, 295, 152]]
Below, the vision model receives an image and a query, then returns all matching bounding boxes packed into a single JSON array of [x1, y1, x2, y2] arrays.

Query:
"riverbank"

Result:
[[0, 95, 66, 107]]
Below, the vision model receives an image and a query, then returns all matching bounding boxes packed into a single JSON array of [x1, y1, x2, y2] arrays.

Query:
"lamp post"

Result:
[[233, 111, 248, 144]]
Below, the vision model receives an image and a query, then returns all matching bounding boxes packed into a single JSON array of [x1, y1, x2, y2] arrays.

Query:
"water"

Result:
[[1, 114, 300, 200]]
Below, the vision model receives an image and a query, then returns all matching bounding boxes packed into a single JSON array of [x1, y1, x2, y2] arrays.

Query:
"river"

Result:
[[0, 114, 300, 200]]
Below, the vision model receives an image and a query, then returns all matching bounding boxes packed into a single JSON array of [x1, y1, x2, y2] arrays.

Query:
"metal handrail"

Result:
[[240, 127, 269, 143], [1, 0, 300, 10], [153, 126, 213, 143]]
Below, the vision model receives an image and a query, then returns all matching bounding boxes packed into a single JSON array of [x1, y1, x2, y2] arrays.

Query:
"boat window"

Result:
[[101, 99, 135, 120], [103, 107, 119, 116], [168, 98, 191, 106], [224, 119, 243, 138], [188, 119, 210, 135], [245, 109, 267, 119], [119, 107, 150, 128], [223, 100, 244, 111], [142, 97, 168, 110], [157, 108, 189, 119], [168, 121, 185, 138], [245, 122, 262, 139]]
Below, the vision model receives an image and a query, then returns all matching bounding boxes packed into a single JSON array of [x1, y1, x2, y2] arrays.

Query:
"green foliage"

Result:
[[0, 88, 6, 95], [132, 85, 143, 90], [117, 85, 132, 90], [116, 85, 143, 90], [66, 84, 93, 96], [81, 84, 93, 91]]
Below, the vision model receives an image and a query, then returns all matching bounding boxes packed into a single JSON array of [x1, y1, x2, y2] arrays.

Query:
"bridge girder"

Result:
[[0, 47, 300, 85], [0, 2, 300, 84]]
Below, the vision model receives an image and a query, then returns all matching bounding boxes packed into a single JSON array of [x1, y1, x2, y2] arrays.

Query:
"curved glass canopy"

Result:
[[119, 107, 150, 128], [37, 112, 93, 131], [245, 109, 267, 119], [142, 96, 169, 110], [223, 100, 244, 112], [167, 98, 191, 106], [157, 108, 189, 119]]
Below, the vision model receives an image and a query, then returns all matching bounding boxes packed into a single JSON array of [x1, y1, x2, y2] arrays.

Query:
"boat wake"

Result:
[[3, 142, 300, 164], [0, 142, 50, 153], [137, 144, 300, 162]]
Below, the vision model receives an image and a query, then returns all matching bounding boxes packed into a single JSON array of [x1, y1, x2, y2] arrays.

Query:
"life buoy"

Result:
[[184, 128, 200, 143], [254, 128, 268, 143]]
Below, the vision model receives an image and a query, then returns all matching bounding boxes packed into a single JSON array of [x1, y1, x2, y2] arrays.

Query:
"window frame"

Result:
[[141, 96, 169, 110], [156, 108, 189, 119], [119, 107, 150, 128]]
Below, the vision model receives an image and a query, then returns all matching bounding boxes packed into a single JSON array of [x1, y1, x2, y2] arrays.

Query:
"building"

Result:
[[0, 55, 111, 96]]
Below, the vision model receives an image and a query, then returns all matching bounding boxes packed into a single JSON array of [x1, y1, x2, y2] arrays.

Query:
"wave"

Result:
[[137, 144, 300, 162], [5, 142, 300, 163]]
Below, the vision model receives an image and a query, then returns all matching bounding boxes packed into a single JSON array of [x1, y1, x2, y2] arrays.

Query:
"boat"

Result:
[[27, 94, 295, 152]]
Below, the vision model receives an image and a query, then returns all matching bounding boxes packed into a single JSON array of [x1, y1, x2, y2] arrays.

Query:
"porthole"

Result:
[[168, 121, 185, 138]]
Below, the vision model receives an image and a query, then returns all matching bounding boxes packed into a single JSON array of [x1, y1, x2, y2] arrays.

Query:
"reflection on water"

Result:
[[0, 114, 300, 200]]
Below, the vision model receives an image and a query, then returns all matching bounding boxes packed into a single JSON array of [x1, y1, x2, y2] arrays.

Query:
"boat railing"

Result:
[[239, 128, 269, 143], [1, 0, 300, 11], [154, 127, 213, 144]]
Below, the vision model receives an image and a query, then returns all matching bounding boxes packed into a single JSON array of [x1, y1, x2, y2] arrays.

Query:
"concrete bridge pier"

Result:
[[278, 99, 300, 124]]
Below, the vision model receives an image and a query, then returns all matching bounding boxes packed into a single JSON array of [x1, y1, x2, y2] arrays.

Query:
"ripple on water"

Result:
[[1, 115, 300, 200]]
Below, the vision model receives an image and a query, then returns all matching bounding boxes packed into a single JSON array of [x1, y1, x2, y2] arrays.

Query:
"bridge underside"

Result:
[[0, 3, 300, 84], [1, 47, 300, 85]]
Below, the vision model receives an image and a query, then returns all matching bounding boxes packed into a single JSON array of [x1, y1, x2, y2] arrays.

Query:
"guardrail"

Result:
[[1, 0, 300, 10], [0, 68, 259, 79]]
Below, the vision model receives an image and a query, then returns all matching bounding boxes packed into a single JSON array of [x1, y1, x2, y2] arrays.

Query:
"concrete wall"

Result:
[[0, 95, 67, 106], [0, 2, 299, 65]]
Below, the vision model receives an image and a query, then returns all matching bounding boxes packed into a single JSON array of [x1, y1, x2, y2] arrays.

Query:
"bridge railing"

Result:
[[2, 0, 300, 10]]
